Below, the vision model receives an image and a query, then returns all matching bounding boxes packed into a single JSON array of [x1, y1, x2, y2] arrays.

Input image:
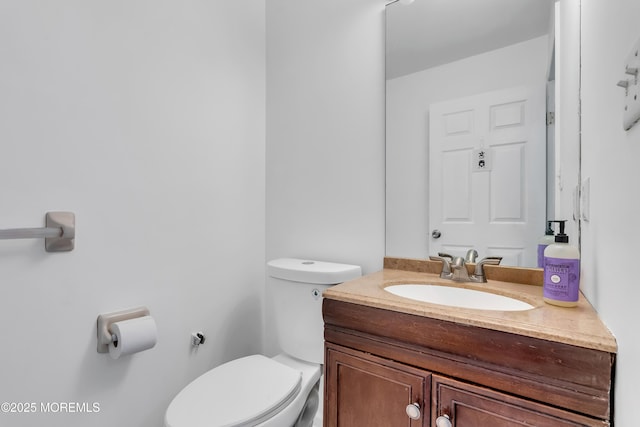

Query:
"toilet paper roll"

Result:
[[108, 316, 157, 359]]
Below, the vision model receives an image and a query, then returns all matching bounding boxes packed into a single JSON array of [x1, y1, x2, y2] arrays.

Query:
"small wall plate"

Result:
[[45, 212, 75, 252]]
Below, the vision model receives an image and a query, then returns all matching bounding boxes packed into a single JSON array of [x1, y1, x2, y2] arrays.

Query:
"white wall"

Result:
[[265, 0, 386, 354], [9, 1, 630, 425], [386, 36, 549, 259], [554, 0, 582, 250], [0, 2, 265, 426], [580, 0, 640, 424]]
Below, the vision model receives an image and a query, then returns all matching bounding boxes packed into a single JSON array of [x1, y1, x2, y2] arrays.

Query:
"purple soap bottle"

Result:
[[543, 220, 580, 307]]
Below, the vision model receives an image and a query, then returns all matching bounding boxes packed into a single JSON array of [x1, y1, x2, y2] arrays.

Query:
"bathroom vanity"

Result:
[[322, 258, 616, 426]]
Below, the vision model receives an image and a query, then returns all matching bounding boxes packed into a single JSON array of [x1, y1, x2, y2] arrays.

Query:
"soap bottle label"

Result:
[[543, 257, 580, 302]]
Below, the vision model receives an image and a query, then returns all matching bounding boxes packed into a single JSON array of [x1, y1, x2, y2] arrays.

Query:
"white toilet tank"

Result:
[[267, 258, 361, 364]]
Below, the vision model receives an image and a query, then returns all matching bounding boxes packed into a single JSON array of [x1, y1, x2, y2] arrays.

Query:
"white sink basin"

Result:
[[384, 284, 534, 311]]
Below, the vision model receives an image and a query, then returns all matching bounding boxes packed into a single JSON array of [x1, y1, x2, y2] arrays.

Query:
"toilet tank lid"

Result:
[[267, 258, 362, 285]]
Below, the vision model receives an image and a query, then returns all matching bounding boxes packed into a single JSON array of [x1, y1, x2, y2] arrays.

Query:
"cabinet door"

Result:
[[326, 347, 430, 427], [432, 375, 606, 427]]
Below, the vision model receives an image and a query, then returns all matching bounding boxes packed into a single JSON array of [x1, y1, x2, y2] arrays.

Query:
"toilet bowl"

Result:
[[164, 258, 361, 427]]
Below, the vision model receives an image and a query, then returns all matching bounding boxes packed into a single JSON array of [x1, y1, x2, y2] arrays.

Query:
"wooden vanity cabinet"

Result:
[[323, 299, 614, 427], [325, 346, 430, 427], [432, 375, 602, 426]]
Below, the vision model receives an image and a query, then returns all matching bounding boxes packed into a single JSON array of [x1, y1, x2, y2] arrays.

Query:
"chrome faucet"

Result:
[[429, 254, 502, 283]]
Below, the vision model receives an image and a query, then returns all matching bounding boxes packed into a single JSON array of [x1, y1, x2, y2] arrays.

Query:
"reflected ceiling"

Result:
[[386, 0, 555, 79]]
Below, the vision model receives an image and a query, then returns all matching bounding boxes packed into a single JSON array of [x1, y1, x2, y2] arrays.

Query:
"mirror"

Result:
[[385, 0, 580, 267]]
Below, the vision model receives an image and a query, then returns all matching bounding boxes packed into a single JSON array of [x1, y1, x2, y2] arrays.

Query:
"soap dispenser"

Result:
[[537, 221, 556, 268], [543, 220, 580, 307]]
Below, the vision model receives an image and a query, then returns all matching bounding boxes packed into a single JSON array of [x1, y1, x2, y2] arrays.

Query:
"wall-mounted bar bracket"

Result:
[[96, 306, 150, 353], [45, 212, 75, 252]]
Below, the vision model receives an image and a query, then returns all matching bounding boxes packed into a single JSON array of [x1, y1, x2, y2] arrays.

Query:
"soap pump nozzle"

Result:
[[552, 220, 569, 243]]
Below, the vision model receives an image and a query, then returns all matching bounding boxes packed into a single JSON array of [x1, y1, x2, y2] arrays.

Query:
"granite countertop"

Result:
[[323, 266, 617, 353]]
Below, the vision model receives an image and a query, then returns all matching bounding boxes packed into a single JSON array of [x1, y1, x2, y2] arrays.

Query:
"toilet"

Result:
[[165, 258, 362, 427]]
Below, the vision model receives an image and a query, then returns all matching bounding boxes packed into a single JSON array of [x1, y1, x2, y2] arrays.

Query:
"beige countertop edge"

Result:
[[323, 269, 618, 354]]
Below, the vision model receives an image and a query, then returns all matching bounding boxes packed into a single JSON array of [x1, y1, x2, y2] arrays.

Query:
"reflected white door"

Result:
[[428, 86, 545, 266]]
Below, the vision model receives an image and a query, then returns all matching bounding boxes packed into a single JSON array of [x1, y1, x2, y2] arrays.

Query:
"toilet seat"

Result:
[[165, 355, 302, 427]]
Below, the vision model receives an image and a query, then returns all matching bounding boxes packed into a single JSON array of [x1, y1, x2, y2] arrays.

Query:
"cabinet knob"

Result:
[[405, 402, 421, 420], [436, 414, 452, 427]]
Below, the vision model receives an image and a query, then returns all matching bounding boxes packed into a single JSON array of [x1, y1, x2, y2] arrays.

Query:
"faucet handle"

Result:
[[437, 252, 454, 261], [473, 256, 503, 278], [429, 255, 452, 275]]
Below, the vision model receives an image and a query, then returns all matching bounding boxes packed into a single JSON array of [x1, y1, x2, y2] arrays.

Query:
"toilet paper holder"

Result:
[[96, 306, 150, 353]]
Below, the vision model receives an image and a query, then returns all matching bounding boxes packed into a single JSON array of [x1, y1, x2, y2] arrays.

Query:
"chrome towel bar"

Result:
[[0, 212, 75, 252]]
